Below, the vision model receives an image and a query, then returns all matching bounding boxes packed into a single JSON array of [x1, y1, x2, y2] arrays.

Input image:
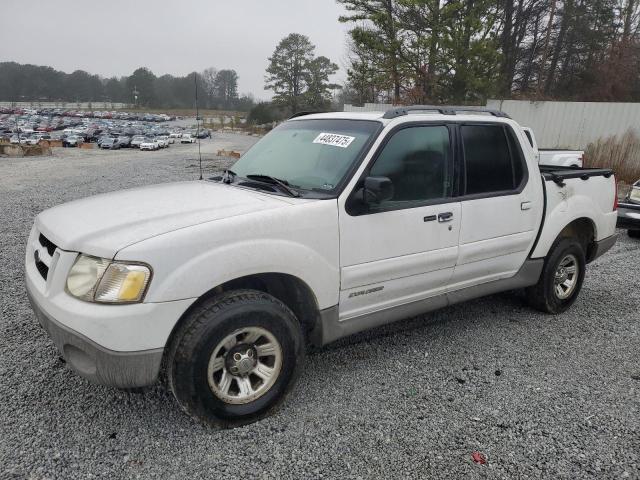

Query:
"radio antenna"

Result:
[[194, 72, 203, 180]]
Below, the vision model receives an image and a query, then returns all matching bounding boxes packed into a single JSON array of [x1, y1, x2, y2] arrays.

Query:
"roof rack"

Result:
[[289, 111, 326, 119], [382, 105, 510, 120]]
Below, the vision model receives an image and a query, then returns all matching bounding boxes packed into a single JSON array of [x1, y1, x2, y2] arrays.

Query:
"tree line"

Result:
[[0, 62, 253, 111], [5, 0, 639, 120], [338, 0, 640, 105]]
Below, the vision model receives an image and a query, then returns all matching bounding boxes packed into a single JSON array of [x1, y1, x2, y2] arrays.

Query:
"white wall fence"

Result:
[[0, 101, 129, 110], [345, 100, 640, 149], [486, 99, 640, 149], [344, 103, 395, 113]]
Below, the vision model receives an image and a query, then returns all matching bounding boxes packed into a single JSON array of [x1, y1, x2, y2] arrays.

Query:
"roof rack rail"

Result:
[[289, 111, 326, 119], [382, 105, 510, 120]]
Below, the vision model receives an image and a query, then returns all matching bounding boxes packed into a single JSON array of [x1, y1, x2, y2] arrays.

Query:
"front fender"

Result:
[[115, 200, 341, 309], [148, 238, 339, 308]]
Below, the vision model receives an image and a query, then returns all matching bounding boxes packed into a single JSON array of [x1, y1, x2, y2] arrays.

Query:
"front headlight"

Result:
[[66, 254, 151, 303], [629, 187, 640, 203]]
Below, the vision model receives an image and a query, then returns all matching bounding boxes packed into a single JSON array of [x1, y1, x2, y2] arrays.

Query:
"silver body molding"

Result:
[[314, 259, 544, 346], [27, 290, 164, 388]]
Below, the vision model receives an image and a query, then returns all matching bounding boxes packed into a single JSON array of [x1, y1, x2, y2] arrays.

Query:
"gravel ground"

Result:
[[1, 134, 638, 479]]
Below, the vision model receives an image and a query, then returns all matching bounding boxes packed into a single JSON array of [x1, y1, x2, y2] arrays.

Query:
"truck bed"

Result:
[[531, 165, 618, 259]]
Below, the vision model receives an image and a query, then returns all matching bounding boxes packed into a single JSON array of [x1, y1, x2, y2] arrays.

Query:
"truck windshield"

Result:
[[230, 119, 380, 194]]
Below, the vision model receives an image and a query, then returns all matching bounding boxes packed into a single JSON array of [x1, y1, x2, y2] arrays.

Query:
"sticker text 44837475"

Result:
[[313, 132, 356, 148]]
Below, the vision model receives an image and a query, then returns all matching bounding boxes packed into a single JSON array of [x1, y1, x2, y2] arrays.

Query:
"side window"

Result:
[[461, 125, 524, 195], [368, 126, 451, 210]]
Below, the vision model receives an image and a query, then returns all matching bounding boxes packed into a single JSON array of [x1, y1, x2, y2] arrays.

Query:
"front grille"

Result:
[[33, 232, 58, 281], [39, 233, 56, 256], [34, 250, 49, 280]]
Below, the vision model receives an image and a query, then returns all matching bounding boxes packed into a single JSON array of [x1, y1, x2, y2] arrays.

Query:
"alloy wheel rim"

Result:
[[554, 254, 579, 300], [207, 327, 282, 405]]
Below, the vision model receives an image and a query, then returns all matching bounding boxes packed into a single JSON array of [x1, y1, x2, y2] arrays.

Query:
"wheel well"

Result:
[[556, 218, 597, 261], [166, 273, 320, 350]]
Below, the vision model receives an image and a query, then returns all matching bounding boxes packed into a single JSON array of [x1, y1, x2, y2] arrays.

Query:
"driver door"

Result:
[[338, 124, 461, 320]]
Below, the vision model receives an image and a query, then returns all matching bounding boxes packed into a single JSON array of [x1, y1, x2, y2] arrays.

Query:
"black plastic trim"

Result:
[[540, 166, 614, 184], [587, 234, 618, 263], [528, 175, 547, 257], [619, 201, 640, 211], [289, 111, 326, 119]]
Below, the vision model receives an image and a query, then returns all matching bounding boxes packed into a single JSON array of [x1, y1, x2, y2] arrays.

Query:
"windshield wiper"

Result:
[[245, 174, 300, 197]]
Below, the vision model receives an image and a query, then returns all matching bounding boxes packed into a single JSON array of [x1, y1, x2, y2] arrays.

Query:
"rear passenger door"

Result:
[[448, 123, 542, 290]]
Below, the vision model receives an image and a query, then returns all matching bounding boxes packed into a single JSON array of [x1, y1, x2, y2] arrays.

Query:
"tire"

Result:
[[628, 229, 640, 239], [525, 237, 586, 314], [167, 289, 304, 427]]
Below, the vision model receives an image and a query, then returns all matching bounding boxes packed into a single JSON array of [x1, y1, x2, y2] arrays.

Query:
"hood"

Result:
[[36, 181, 296, 258]]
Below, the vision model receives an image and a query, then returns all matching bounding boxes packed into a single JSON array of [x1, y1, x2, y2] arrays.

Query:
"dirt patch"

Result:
[[0, 144, 52, 157]]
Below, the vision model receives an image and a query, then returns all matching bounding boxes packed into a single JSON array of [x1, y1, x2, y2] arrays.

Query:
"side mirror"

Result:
[[364, 176, 394, 204]]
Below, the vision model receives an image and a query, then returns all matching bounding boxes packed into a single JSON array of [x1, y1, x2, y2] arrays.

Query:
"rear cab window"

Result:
[[460, 124, 527, 196]]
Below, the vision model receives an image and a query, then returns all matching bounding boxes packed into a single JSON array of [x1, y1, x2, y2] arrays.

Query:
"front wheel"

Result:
[[525, 238, 586, 314], [628, 229, 640, 239], [167, 290, 304, 427]]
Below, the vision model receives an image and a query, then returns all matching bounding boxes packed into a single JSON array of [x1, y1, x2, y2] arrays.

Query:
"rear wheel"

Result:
[[526, 238, 586, 314], [167, 290, 304, 427]]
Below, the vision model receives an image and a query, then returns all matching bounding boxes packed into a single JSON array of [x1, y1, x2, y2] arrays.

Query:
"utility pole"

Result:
[[132, 86, 139, 109]]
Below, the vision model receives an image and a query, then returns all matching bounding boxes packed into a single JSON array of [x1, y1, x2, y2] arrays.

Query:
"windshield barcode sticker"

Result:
[[313, 133, 356, 148]]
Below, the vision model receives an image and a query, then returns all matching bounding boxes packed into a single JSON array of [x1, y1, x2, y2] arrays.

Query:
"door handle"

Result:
[[438, 212, 453, 222], [521, 201, 532, 211]]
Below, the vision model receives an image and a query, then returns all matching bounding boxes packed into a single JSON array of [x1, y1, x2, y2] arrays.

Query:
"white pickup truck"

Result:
[[521, 126, 584, 168], [26, 106, 618, 426]]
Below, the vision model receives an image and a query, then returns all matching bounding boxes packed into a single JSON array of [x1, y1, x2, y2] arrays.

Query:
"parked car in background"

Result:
[[169, 132, 182, 141], [140, 137, 159, 151], [180, 133, 195, 144], [62, 135, 83, 147], [25, 106, 618, 427], [131, 135, 145, 148], [617, 180, 640, 238], [96, 136, 110, 147], [117, 136, 131, 148], [99, 138, 120, 150], [521, 127, 583, 168], [156, 136, 170, 148], [196, 129, 211, 139]]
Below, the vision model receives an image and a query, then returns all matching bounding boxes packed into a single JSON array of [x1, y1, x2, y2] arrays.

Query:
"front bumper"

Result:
[[617, 202, 640, 231], [28, 289, 163, 388]]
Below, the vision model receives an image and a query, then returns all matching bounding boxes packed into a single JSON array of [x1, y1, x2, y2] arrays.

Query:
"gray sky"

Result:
[[1, 0, 350, 100]]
